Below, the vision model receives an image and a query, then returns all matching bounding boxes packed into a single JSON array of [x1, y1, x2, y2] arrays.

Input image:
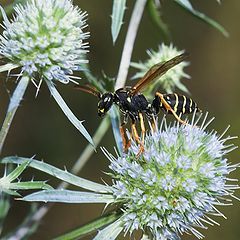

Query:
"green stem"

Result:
[[53, 211, 122, 240], [0, 76, 30, 154]]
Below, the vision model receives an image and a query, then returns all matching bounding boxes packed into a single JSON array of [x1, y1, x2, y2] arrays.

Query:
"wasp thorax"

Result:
[[97, 93, 114, 117]]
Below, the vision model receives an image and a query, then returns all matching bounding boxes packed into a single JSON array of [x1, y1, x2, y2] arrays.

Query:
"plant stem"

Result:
[[114, 0, 147, 90], [0, 76, 29, 154]]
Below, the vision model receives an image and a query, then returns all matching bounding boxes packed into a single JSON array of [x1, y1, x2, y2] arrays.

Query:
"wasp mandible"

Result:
[[77, 53, 200, 153]]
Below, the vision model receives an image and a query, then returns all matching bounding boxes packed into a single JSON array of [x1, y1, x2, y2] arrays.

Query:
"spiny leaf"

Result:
[[2, 189, 21, 196], [111, 0, 126, 44], [22, 190, 115, 203], [9, 181, 53, 190], [45, 80, 95, 147], [2, 156, 113, 193], [174, 0, 228, 37], [5, 161, 29, 182]]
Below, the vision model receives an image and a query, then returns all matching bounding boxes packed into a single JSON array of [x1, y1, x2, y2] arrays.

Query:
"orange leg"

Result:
[[131, 122, 140, 143], [155, 92, 187, 125], [131, 120, 144, 156], [120, 115, 131, 152], [120, 125, 128, 152]]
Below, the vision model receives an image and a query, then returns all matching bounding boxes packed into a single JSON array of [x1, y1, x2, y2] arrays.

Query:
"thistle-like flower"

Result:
[[0, 0, 89, 85], [17, 113, 239, 239], [103, 113, 239, 239], [0, 0, 93, 146], [131, 44, 190, 95]]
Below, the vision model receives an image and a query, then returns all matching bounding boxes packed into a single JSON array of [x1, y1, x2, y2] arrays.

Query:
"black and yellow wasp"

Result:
[[77, 53, 200, 153]]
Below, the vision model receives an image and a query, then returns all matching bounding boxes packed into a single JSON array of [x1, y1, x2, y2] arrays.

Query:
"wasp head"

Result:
[[97, 93, 114, 117]]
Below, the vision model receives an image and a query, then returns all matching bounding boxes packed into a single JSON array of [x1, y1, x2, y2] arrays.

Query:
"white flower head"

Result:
[[104, 113, 239, 239], [0, 0, 94, 146], [131, 43, 190, 95], [0, 0, 89, 84]]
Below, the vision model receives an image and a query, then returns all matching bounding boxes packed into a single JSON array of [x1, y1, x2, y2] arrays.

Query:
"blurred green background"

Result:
[[0, 0, 240, 239]]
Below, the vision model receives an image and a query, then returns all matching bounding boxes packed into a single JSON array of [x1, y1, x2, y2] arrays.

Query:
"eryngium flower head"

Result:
[[131, 44, 189, 95], [106, 114, 239, 239], [0, 0, 89, 84]]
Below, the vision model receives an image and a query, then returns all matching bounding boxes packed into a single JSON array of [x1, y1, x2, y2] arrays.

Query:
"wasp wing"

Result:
[[131, 53, 189, 95], [75, 85, 101, 98]]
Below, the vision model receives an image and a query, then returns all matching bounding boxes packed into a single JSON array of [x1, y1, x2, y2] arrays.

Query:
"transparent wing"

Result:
[[131, 53, 189, 95]]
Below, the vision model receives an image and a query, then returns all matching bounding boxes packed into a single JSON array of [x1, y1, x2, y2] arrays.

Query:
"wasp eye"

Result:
[[104, 97, 110, 102], [98, 107, 106, 117], [97, 93, 113, 117]]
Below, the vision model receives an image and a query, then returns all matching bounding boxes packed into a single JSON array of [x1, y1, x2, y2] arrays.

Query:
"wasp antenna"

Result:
[[85, 84, 101, 94], [75, 85, 101, 98], [172, 52, 189, 64], [181, 52, 190, 59], [85, 84, 95, 88], [131, 52, 190, 95]]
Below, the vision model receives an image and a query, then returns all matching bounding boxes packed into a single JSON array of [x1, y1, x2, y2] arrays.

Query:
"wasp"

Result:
[[77, 53, 200, 153]]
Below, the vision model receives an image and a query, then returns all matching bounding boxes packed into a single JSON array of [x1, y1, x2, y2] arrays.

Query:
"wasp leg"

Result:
[[139, 112, 146, 144], [139, 112, 146, 156], [131, 121, 139, 142], [120, 115, 131, 152], [120, 124, 128, 152], [131, 119, 144, 156], [155, 92, 187, 125]]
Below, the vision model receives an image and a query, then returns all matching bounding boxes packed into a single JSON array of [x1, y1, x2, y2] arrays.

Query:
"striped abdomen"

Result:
[[162, 93, 199, 115]]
